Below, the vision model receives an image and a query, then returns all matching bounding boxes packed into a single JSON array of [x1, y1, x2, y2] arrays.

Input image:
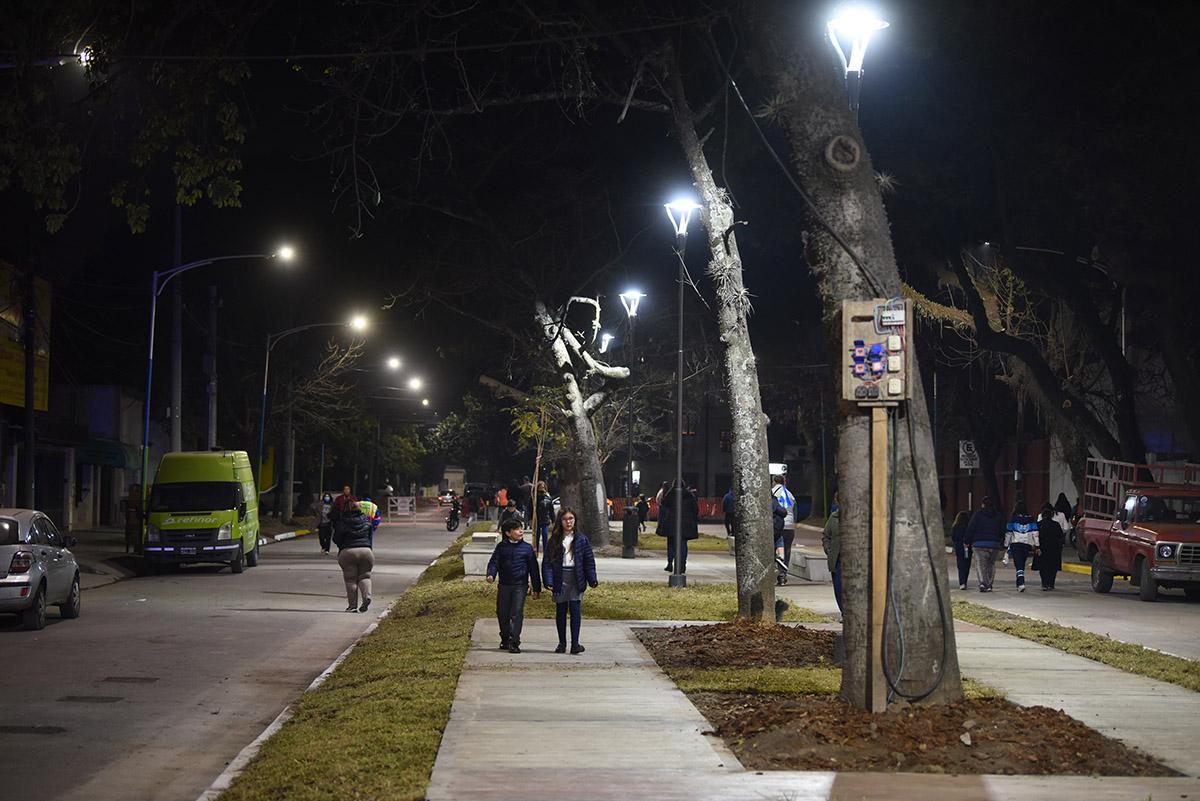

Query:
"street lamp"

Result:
[[598, 332, 615, 354], [619, 288, 646, 559], [422, 398, 430, 407], [255, 314, 368, 495], [408, 376, 423, 391], [663, 199, 702, 588], [387, 356, 402, 370], [827, 6, 889, 115], [140, 245, 296, 503]]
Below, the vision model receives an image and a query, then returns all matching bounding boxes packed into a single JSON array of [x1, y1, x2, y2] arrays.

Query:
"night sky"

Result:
[[4, 0, 1197, 447]]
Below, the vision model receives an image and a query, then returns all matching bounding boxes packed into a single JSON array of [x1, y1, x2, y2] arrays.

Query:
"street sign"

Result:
[[959, 440, 980, 470]]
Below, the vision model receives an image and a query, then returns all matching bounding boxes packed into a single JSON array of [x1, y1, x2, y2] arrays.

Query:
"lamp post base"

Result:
[[668, 574, 687, 588]]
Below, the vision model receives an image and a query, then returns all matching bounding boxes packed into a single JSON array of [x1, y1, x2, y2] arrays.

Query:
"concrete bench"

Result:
[[462, 531, 501, 576]]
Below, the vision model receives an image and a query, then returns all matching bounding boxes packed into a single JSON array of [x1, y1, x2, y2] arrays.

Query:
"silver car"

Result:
[[0, 509, 82, 630]]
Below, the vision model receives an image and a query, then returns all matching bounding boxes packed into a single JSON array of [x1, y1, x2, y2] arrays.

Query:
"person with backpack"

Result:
[[1004, 502, 1039, 592]]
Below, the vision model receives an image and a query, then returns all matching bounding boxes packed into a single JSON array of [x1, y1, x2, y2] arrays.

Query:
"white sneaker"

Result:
[[1018, 585, 1026, 592], [959, 584, 967, 590]]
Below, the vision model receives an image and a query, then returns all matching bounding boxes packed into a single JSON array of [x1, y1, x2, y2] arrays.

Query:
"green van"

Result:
[[144, 450, 261, 573]]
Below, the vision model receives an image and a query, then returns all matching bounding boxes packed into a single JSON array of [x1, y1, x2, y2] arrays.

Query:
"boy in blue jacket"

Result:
[[486, 518, 541, 653]]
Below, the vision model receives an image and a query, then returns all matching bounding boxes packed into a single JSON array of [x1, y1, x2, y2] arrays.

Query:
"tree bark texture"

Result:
[[753, 31, 962, 705], [663, 49, 775, 619]]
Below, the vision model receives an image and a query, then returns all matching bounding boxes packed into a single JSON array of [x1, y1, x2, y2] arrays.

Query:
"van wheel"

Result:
[[60, 575, 81, 619], [1090, 553, 1113, 594], [245, 539, 259, 568], [22, 584, 46, 630], [231, 547, 245, 574], [1138, 559, 1158, 602]]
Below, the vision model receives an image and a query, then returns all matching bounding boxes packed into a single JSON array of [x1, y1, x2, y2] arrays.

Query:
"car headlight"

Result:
[[146, 524, 160, 543], [1156, 543, 1176, 560], [217, 523, 232, 541]]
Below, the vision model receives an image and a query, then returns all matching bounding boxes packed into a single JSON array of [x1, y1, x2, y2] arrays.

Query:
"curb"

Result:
[[193, 592, 398, 801], [257, 528, 313, 548]]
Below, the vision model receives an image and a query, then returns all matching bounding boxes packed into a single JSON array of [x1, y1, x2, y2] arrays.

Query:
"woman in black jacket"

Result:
[[333, 504, 374, 613], [658, 480, 699, 573], [1036, 504, 1065, 590], [951, 510, 972, 590]]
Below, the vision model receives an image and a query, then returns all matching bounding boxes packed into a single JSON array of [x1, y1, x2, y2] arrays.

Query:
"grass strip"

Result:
[[953, 599, 1200, 692], [221, 536, 823, 801], [635, 531, 730, 552]]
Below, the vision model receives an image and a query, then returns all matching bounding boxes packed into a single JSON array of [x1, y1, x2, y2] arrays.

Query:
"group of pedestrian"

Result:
[[486, 506, 599, 655], [954, 493, 1070, 592], [312, 485, 383, 613]]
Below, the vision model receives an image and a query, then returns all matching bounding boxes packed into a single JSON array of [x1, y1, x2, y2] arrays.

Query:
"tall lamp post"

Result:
[[256, 314, 368, 499], [618, 289, 645, 560], [827, 6, 889, 117], [664, 199, 702, 588], [141, 246, 295, 503]]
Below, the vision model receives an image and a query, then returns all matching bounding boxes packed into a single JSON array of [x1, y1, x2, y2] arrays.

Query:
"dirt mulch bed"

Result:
[[692, 692, 1177, 776], [637, 618, 835, 669], [638, 621, 1177, 776]]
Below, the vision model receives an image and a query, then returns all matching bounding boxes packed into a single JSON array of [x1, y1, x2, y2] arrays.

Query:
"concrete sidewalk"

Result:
[[426, 617, 1200, 800]]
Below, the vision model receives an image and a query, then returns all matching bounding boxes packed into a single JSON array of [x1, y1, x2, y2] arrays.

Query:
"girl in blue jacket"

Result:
[[541, 508, 599, 654]]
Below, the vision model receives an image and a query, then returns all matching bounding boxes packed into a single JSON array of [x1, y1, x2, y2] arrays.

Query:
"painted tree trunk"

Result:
[[663, 50, 775, 619], [753, 33, 963, 705], [564, 371, 611, 546]]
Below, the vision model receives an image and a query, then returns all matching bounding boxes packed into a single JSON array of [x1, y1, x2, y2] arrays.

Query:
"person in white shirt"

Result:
[[540, 509, 598, 655], [771, 475, 796, 577]]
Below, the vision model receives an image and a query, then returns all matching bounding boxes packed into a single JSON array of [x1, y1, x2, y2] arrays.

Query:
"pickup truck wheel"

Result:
[[1090, 553, 1113, 594], [1137, 559, 1158, 602], [1184, 584, 1200, 601]]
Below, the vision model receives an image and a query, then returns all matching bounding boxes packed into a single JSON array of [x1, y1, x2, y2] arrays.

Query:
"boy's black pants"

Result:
[[496, 583, 528, 646]]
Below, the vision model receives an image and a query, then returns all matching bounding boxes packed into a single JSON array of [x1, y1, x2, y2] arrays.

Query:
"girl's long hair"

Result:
[[952, 511, 970, 528], [547, 507, 578, 563]]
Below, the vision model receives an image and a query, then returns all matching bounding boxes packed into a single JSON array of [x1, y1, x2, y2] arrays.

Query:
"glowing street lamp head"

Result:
[[598, 332, 615, 354], [827, 6, 889, 74], [76, 46, 94, 66], [275, 244, 296, 262], [349, 314, 369, 332], [421, 398, 430, 407], [386, 356, 402, 370], [618, 289, 646, 318], [664, 199, 703, 239], [408, 376, 422, 390]]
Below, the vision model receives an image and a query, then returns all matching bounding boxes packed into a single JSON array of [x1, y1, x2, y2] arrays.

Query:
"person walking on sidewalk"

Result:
[[658, 479, 698, 574], [821, 500, 843, 613], [1036, 503, 1064, 590], [498, 499, 525, 533], [966, 496, 1005, 592], [359, 496, 381, 546], [635, 495, 649, 533], [772, 491, 789, 586], [950, 510, 972, 589], [486, 518, 541, 653], [534, 482, 554, 553], [333, 485, 358, 514], [313, 492, 334, 554], [1004, 502, 1039, 592], [333, 503, 374, 613], [541, 509, 598, 655], [722, 488, 735, 537]]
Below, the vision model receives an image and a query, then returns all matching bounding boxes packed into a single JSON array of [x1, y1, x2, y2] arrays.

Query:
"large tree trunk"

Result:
[[663, 48, 775, 620], [752, 22, 962, 705], [564, 371, 611, 546]]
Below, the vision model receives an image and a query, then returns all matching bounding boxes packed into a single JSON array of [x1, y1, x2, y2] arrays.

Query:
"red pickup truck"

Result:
[[1078, 457, 1200, 602]]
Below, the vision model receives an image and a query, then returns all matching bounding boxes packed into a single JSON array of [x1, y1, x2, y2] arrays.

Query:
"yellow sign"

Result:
[[0, 263, 51, 411]]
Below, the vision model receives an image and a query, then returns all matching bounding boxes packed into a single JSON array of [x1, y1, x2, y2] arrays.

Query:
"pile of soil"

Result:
[[638, 621, 1176, 776], [692, 692, 1176, 776], [637, 618, 835, 669]]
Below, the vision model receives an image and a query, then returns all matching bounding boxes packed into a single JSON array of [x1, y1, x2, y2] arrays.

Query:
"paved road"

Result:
[[0, 514, 455, 801]]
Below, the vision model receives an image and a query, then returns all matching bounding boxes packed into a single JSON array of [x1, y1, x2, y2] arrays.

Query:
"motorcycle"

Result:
[[445, 503, 461, 531]]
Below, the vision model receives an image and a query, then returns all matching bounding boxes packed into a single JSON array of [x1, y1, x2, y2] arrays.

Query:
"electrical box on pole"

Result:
[[841, 298, 912, 712]]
